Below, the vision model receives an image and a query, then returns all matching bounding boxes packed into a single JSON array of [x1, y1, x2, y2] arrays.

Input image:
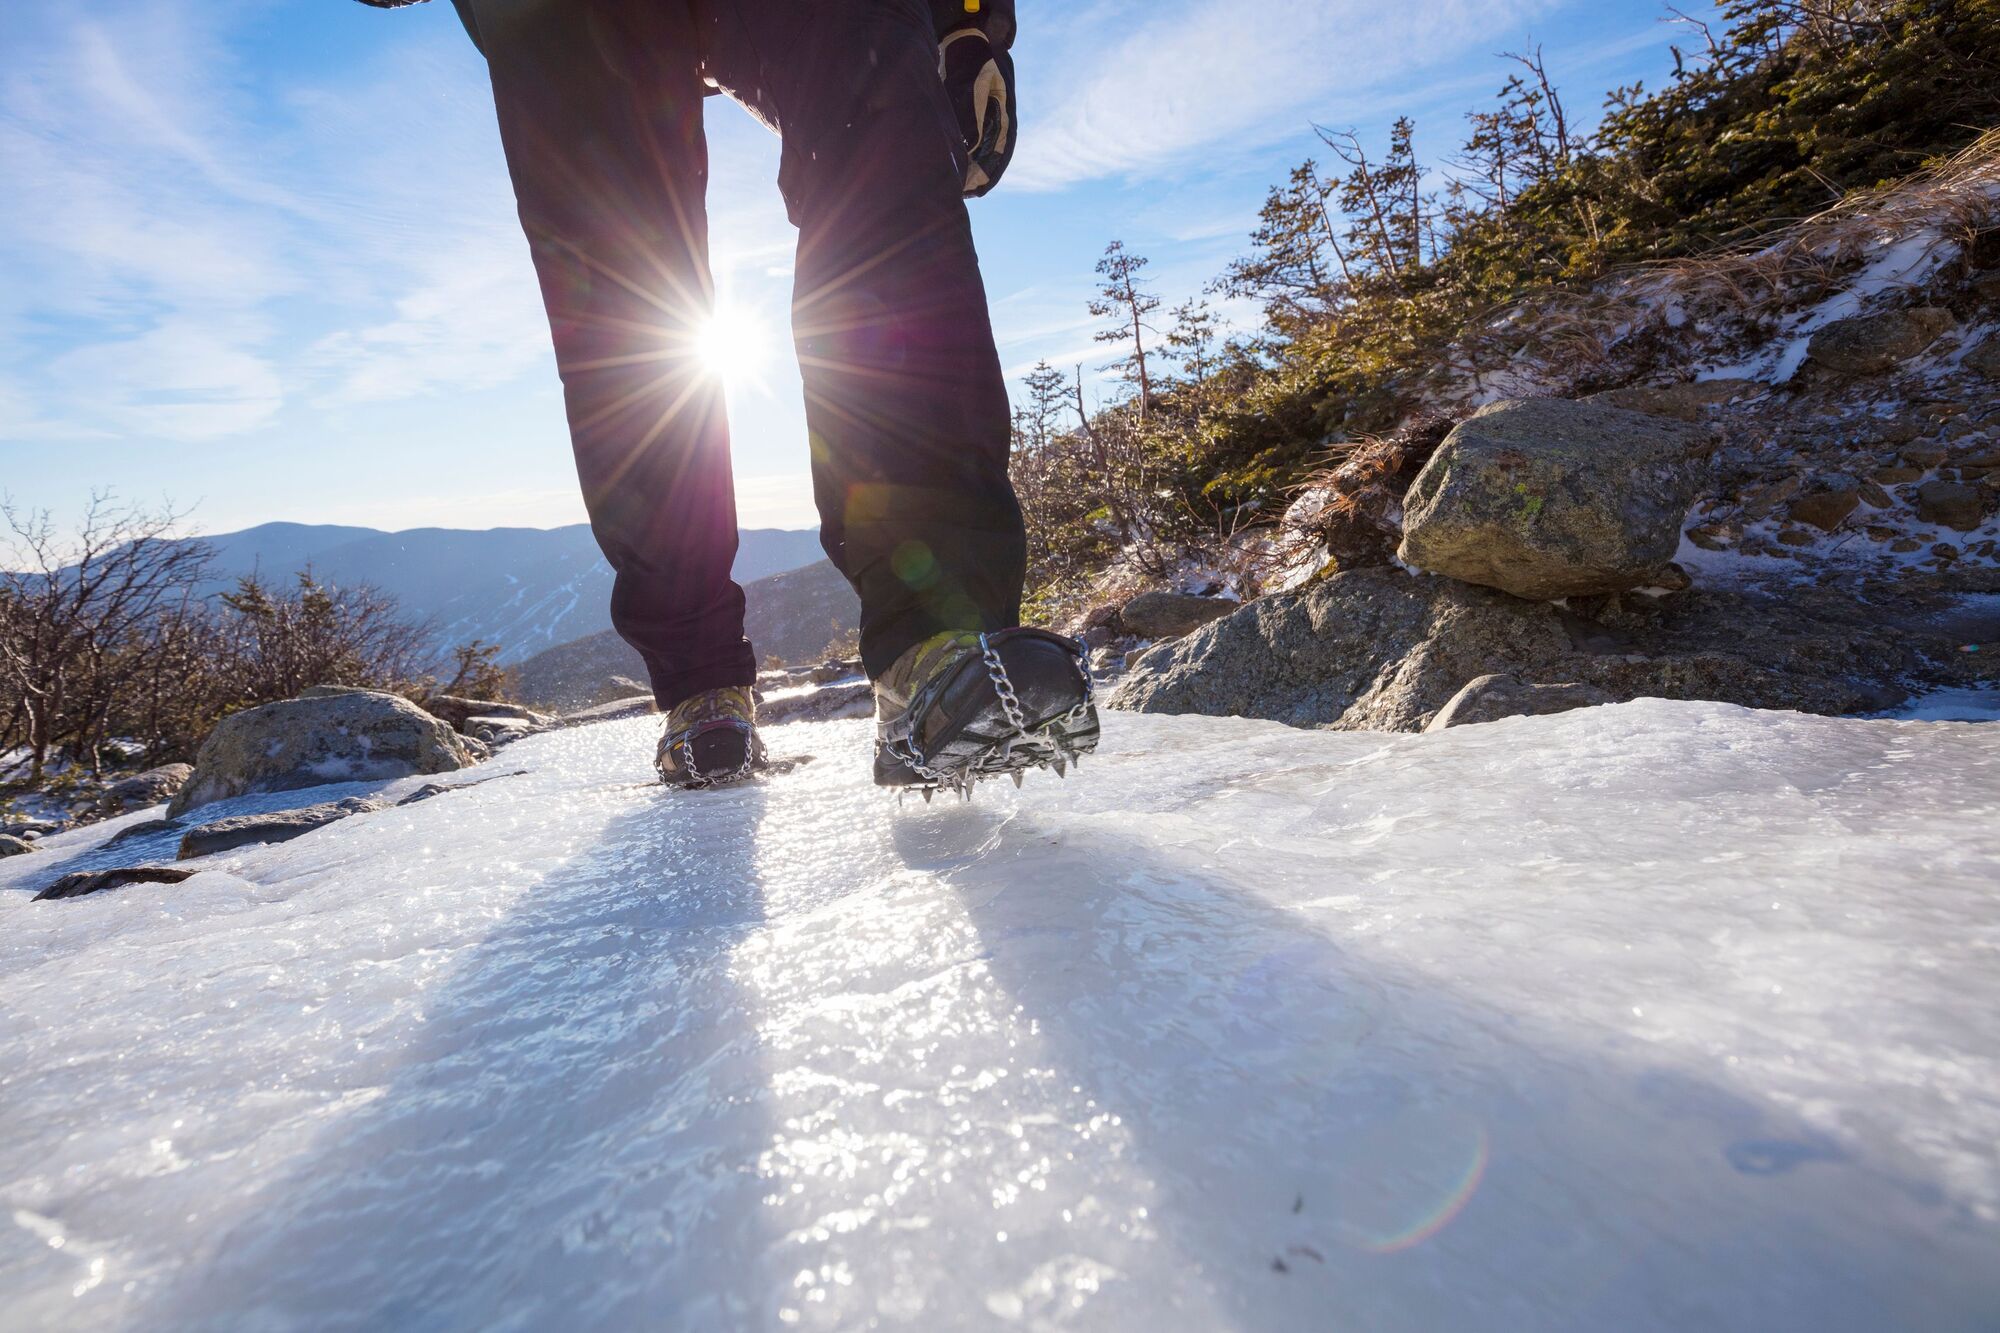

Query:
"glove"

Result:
[[940, 28, 1016, 198]]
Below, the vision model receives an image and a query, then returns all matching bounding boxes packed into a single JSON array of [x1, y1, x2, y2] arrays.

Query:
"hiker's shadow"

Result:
[[888, 804, 1995, 1332], [157, 785, 783, 1330]]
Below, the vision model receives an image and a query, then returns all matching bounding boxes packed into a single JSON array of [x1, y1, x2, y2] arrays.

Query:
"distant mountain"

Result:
[[515, 560, 861, 710], [191, 523, 825, 664]]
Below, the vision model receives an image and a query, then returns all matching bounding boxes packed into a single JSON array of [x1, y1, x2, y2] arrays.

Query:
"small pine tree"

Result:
[[1019, 359, 1070, 453], [1220, 161, 1349, 337], [1088, 241, 1163, 418], [437, 639, 516, 701]]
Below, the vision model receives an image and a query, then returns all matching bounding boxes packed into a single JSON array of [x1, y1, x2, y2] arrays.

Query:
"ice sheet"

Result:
[[2, 702, 1998, 1330]]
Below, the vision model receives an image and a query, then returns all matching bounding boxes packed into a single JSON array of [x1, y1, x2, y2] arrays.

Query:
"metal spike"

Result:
[[1011, 770, 1023, 789], [922, 787, 934, 804], [1053, 757, 1067, 778]]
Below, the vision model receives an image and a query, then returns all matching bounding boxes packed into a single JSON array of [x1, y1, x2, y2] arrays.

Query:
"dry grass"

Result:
[[1446, 129, 2000, 398]]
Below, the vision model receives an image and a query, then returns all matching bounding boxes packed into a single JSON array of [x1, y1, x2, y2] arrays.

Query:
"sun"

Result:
[[696, 300, 768, 384]]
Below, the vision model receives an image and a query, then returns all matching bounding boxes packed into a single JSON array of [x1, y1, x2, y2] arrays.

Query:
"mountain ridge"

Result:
[[179, 522, 826, 665]]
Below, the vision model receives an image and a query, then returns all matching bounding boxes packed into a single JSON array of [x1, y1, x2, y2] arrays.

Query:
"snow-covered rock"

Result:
[[169, 689, 473, 818], [418, 696, 551, 731], [176, 797, 387, 860], [1805, 306, 1956, 376], [758, 681, 871, 726], [1, 704, 1996, 1329], [95, 764, 194, 816], [32, 865, 196, 902]]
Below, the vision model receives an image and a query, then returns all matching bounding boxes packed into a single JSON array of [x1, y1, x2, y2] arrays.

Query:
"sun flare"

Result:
[[696, 301, 768, 384]]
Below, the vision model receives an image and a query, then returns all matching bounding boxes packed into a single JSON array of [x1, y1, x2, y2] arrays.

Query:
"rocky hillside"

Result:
[[1105, 138, 2000, 731], [516, 560, 860, 710]]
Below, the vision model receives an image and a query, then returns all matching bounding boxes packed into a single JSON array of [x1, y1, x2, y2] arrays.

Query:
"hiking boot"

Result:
[[873, 628, 1099, 794], [656, 686, 763, 788]]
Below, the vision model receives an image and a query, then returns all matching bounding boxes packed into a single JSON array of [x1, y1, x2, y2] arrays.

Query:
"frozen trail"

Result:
[[2, 702, 1999, 1330]]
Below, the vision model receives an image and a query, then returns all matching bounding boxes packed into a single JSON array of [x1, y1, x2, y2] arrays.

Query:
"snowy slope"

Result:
[[2, 704, 1998, 1331]]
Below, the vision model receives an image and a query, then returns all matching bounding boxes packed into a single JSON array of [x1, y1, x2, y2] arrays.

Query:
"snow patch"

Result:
[[1699, 228, 1960, 385]]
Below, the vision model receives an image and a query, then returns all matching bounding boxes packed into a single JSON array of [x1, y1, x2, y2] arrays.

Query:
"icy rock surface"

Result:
[[2, 703, 1998, 1331]]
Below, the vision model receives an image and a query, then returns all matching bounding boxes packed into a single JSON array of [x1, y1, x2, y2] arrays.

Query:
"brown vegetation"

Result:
[[0, 496, 506, 793]]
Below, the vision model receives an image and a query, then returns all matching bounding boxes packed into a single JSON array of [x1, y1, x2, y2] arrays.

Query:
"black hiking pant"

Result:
[[457, 0, 1026, 708]]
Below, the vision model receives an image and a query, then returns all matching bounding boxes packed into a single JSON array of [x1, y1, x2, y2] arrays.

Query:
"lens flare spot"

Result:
[[892, 541, 938, 589], [1358, 1122, 1490, 1254]]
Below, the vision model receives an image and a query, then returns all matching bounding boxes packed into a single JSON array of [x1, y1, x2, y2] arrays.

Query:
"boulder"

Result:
[[1915, 481, 1988, 532], [1424, 674, 1614, 731], [1685, 521, 1740, 551], [1787, 488, 1859, 533], [1398, 398, 1709, 600], [555, 695, 658, 728], [464, 715, 538, 746], [1806, 307, 1956, 376], [1118, 591, 1238, 640], [1113, 570, 1572, 729], [1111, 566, 1953, 732], [169, 689, 473, 817], [760, 681, 872, 725], [808, 659, 864, 685], [420, 696, 550, 731], [35, 866, 198, 902], [1739, 474, 1803, 519], [391, 770, 524, 809], [0, 834, 36, 857], [1076, 603, 1124, 634], [1586, 379, 1762, 422], [1963, 335, 2000, 381], [96, 762, 195, 815], [178, 797, 386, 860], [105, 817, 181, 848]]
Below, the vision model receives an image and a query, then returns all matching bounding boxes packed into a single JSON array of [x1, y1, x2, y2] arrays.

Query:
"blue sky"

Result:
[[0, 0, 1683, 535]]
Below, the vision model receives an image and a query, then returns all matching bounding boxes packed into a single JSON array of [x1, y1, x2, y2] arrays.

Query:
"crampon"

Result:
[[874, 628, 1099, 802]]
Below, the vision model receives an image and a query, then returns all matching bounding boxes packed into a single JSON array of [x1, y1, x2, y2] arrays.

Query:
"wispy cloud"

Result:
[[1009, 0, 1555, 191], [50, 319, 285, 441], [0, 0, 559, 443]]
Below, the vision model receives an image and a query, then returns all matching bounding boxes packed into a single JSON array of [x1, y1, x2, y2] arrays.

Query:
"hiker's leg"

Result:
[[463, 0, 754, 709], [698, 0, 1027, 680]]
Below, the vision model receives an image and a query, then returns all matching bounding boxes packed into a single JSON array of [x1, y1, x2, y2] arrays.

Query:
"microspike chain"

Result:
[[888, 633, 1099, 802], [660, 717, 758, 790]]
